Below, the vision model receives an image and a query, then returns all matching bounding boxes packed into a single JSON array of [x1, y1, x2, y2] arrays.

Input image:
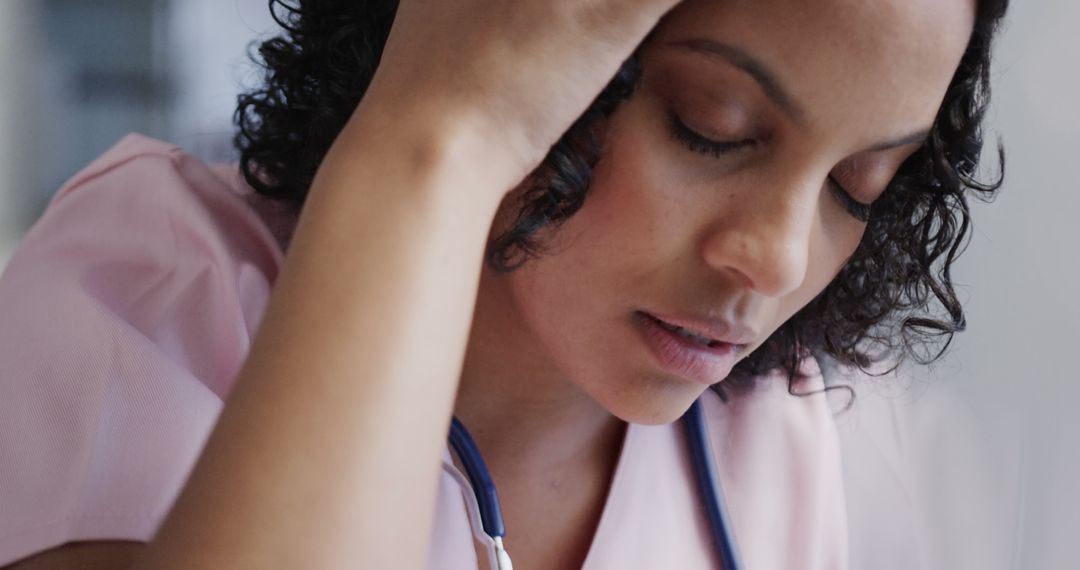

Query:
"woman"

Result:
[[0, 0, 1008, 568]]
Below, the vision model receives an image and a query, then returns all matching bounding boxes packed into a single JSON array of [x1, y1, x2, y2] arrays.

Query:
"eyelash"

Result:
[[827, 176, 872, 222], [666, 111, 756, 157], [666, 111, 873, 222]]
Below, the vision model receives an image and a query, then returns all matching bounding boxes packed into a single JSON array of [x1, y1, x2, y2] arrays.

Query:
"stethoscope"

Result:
[[448, 397, 743, 570]]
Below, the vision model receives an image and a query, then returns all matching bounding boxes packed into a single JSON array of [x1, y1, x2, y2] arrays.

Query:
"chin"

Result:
[[591, 376, 707, 426]]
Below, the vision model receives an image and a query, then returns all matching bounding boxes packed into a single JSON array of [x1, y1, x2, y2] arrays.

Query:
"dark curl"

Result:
[[235, 0, 1010, 395]]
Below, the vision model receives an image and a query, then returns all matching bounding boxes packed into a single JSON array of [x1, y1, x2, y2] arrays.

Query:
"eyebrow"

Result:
[[665, 38, 931, 152]]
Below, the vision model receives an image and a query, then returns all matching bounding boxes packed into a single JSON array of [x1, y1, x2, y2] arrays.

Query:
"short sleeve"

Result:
[[0, 135, 284, 566]]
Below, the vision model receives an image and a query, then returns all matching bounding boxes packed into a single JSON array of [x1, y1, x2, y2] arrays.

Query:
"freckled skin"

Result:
[[447, 2, 980, 566], [462, 0, 976, 426]]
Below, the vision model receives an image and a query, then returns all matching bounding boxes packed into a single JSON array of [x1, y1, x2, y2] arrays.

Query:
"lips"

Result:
[[640, 311, 757, 347], [649, 315, 725, 348], [633, 311, 742, 386]]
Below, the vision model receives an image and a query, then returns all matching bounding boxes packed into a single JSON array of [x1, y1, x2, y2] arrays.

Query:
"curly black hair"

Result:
[[235, 0, 1010, 396]]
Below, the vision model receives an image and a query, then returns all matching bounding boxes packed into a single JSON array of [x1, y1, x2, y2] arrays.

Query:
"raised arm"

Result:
[[134, 1, 683, 567]]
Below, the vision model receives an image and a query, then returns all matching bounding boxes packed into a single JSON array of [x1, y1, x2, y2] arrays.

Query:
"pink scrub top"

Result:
[[0, 134, 850, 568]]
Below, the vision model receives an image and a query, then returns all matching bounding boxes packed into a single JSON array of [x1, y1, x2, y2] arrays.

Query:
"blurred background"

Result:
[[0, 1, 1075, 568], [0, 0, 275, 260]]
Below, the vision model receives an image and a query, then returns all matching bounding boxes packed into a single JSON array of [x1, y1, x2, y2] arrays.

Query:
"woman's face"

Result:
[[482, 0, 976, 424]]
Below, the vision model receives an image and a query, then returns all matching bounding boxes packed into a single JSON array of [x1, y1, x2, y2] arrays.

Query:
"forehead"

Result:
[[649, 0, 976, 146]]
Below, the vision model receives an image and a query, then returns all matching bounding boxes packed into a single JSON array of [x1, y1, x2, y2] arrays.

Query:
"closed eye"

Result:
[[827, 176, 872, 222], [666, 111, 756, 157], [668, 110, 874, 222]]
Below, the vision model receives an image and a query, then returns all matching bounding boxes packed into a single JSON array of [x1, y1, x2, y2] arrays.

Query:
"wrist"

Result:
[[338, 92, 539, 201]]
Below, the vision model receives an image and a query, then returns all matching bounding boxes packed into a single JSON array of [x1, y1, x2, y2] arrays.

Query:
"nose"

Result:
[[698, 172, 819, 297]]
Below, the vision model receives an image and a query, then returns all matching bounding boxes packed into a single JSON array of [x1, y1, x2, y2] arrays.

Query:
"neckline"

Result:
[[579, 418, 637, 568], [439, 419, 640, 569]]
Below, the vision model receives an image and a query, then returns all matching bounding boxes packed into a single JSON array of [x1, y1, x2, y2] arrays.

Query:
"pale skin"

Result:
[[6, 0, 976, 569]]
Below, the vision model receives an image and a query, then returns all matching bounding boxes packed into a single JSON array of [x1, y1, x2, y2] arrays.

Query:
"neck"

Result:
[[454, 269, 626, 479]]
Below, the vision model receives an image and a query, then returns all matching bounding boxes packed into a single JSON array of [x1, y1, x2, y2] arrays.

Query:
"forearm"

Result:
[[136, 104, 507, 569]]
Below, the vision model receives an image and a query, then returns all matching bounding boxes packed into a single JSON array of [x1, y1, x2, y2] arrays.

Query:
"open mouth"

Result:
[[641, 313, 725, 349], [634, 311, 740, 385]]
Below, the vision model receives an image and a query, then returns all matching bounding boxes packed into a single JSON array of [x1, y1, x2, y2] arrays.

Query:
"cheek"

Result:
[[486, 103, 692, 385], [578, 96, 702, 256], [494, 90, 677, 264], [518, 104, 688, 287], [775, 213, 866, 330]]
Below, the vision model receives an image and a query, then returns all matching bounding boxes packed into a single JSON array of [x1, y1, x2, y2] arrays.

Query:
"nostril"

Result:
[[699, 229, 810, 297]]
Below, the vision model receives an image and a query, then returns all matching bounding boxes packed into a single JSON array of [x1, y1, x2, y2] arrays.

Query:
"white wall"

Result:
[[962, 2, 1080, 564], [896, 2, 1080, 567]]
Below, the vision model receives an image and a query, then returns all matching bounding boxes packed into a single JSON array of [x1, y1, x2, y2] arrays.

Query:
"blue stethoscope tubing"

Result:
[[448, 397, 744, 570], [682, 398, 743, 570]]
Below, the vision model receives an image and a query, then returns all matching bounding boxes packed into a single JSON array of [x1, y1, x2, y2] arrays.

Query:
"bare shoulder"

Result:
[[3, 541, 142, 570]]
